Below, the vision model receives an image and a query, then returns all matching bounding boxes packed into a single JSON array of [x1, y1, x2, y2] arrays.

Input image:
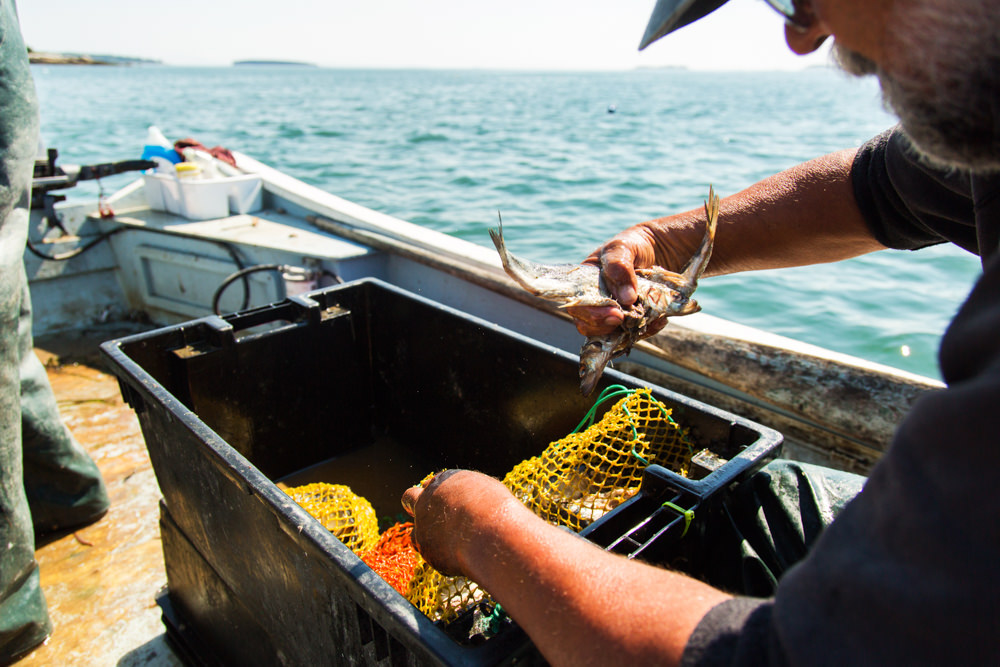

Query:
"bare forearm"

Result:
[[637, 148, 885, 276], [461, 499, 729, 667]]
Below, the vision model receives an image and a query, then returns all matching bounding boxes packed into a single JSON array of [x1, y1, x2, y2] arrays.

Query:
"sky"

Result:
[[18, 0, 831, 71]]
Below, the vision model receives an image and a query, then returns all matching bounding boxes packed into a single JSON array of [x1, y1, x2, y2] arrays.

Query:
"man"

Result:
[[403, 0, 999, 664], [1, 1, 109, 662]]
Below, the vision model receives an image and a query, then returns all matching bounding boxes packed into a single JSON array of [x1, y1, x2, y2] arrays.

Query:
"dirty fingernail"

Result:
[[401, 491, 416, 514]]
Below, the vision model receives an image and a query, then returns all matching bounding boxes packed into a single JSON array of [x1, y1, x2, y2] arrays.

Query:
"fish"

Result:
[[490, 186, 720, 396]]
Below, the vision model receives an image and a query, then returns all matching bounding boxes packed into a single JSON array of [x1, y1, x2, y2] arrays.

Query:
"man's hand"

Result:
[[565, 220, 702, 337], [401, 469, 523, 576], [565, 239, 641, 336], [400, 468, 730, 667]]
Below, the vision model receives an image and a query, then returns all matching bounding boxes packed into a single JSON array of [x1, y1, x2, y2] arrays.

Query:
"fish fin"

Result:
[[672, 300, 701, 316], [488, 214, 508, 261], [490, 219, 567, 296], [557, 295, 618, 309], [677, 185, 719, 288], [637, 267, 688, 289], [488, 227, 504, 255]]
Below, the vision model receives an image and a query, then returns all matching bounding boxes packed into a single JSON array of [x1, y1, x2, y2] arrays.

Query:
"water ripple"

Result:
[[31, 66, 983, 377]]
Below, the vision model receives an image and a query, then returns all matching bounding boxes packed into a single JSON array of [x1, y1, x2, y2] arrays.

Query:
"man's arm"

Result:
[[685, 148, 883, 276], [402, 470, 731, 667], [570, 148, 886, 335]]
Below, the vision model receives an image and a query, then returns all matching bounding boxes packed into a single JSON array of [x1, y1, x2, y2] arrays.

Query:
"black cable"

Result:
[[27, 222, 253, 310], [25, 227, 125, 261], [212, 264, 286, 316], [27, 213, 348, 314], [321, 268, 344, 285]]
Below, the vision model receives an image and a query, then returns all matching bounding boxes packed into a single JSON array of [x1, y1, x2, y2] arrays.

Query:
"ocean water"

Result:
[[30, 65, 982, 379]]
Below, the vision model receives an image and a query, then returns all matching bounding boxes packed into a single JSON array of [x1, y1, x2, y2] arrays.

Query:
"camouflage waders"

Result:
[[1, 1, 108, 660]]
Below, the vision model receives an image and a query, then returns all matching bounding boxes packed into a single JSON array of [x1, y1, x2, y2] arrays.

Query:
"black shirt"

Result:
[[682, 127, 1000, 665]]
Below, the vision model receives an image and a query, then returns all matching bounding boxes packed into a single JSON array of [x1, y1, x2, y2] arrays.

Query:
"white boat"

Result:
[[20, 145, 941, 666], [30, 147, 939, 473]]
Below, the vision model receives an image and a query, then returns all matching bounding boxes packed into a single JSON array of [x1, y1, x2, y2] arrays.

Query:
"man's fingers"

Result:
[[401, 469, 463, 517], [566, 304, 624, 336], [600, 243, 640, 307], [401, 486, 420, 516]]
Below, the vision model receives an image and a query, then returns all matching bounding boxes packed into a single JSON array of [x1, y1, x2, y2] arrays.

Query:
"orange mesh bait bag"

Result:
[[359, 522, 424, 595], [285, 482, 380, 553], [502, 386, 693, 532]]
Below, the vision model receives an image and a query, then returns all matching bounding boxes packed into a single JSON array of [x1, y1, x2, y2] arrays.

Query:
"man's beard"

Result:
[[832, 2, 1000, 173]]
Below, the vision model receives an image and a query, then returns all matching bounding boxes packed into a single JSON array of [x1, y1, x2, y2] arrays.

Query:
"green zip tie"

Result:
[[662, 500, 695, 537], [486, 602, 506, 635]]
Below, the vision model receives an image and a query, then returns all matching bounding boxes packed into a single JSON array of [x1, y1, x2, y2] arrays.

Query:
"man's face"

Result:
[[808, 0, 1000, 172]]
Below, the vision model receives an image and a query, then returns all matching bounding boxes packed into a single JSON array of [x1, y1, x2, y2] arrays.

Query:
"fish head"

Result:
[[579, 338, 616, 397], [579, 332, 634, 396]]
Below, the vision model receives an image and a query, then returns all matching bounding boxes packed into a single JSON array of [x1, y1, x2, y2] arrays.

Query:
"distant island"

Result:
[[233, 60, 317, 67], [27, 48, 159, 66], [635, 64, 689, 71]]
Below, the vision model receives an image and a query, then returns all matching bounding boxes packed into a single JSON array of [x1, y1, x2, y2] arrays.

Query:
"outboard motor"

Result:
[[31, 147, 155, 233]]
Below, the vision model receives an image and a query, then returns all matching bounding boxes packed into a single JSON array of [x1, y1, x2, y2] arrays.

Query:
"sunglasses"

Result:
[[764, 0, 809, 29]]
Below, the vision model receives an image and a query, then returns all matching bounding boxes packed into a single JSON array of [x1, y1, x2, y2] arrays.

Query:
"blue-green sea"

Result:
[[31, 65, 982, 379]]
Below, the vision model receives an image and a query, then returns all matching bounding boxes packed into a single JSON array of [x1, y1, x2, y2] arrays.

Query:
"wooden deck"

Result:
[[17, 333, 183, 667]]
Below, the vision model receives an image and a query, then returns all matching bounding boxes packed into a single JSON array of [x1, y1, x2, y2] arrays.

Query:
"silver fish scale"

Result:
[[486, 249, 616, 308]]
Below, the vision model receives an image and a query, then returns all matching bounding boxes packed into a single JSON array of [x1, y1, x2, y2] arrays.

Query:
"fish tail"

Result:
[[489, 212, 507, 257], [489, 216, 518, 277], [490, 218, 571, 297], [679, 185, 720, 287]]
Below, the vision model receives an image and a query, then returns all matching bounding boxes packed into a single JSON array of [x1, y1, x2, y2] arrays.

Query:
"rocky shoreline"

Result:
[[27, 50, 159, 66], [29, 52, 114, 65]]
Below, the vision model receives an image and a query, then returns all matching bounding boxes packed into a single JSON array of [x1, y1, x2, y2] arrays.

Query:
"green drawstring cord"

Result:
[[571, 384, 634, 433], [572, 385, 694, 465]]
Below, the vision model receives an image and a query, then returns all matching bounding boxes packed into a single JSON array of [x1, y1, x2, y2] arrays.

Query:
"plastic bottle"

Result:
[[146, 126, 170, 147], [175, 162, 202, 179], [150, 156, 175, 174], [142, 126, 181, 164], [180, 147, 221, 179]]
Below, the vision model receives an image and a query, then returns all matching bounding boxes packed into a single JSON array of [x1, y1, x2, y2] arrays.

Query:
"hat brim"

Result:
[[639, 0, 731, 50]]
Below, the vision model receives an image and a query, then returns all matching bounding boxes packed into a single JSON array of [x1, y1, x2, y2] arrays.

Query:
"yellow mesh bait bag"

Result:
[[408, 386, 693, 624], [406, 561, 489, 625], [285, 482, 380, 553], [502, 386, 693, 532]]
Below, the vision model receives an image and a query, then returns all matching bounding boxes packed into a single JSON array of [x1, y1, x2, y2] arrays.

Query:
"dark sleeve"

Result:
[[681, 598, 787, 667], [682, 253, 1000, 666], [851, 127, 979, 254]]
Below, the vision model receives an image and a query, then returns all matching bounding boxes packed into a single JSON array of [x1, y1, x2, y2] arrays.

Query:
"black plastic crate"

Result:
[[101, 278, 781, 666]]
